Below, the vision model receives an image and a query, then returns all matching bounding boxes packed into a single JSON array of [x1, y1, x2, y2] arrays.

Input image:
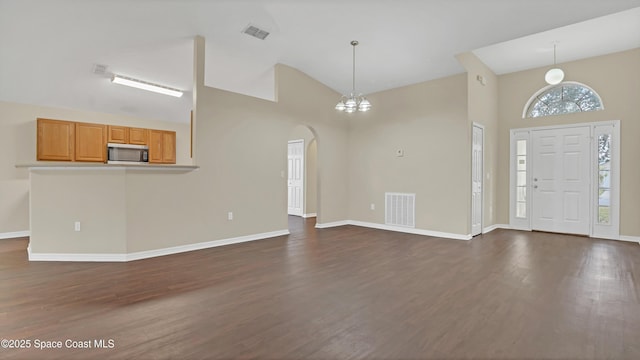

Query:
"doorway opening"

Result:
[[287, 125, 318, 230], [471, 123, 484, 236]]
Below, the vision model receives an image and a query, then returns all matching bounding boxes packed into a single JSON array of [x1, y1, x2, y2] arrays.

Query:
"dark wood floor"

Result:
[[1, 217, 639, 359]]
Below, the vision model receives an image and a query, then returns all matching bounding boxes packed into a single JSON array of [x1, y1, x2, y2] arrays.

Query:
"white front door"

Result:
[[287, 140, 304, 216], [471, 124, 483, 236], [531, 126, 590, 235]]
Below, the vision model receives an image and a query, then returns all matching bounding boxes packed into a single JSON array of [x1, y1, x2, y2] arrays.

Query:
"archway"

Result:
[[287, 125, 318, 230]]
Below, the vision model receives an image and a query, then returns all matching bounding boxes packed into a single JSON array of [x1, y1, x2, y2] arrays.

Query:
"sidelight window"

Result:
[[510, 130, 531, 231], [592, 123, 619, 239], [515, 140, 527, 218], [597, 134, 611, 224]]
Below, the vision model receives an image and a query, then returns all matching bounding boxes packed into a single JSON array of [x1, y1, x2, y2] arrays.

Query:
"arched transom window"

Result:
[[524, 82, 604, 118]]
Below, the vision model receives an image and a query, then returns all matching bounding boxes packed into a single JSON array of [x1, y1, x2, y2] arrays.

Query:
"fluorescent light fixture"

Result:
[[111, 75, 183, 97]]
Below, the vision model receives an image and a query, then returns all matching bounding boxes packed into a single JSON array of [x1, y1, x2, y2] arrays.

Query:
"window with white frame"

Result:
[[515, 139, 527, 218], [597, 133, 611, 225], [510, 130, 530, 231], [592, 123, 619, 239]]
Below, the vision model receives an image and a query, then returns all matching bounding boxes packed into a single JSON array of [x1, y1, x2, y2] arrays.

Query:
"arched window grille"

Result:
[[523, 81, 603, 118]]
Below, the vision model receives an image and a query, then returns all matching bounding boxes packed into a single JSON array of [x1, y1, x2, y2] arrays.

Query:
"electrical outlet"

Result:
[[228, 212, 233, 221], [370, 203, 375, 210], [74, 221, 81, 232]]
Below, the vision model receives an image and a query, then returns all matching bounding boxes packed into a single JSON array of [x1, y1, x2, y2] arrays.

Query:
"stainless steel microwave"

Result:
[[107, 143, 149, 164]]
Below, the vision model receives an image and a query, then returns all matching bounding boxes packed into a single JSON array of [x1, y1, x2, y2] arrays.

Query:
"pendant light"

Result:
[[335, 40, 371, 113], [545, 44, 564, 85]]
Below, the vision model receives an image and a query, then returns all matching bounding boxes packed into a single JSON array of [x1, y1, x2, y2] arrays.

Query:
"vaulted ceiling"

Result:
[[1, 1, 639, 123]]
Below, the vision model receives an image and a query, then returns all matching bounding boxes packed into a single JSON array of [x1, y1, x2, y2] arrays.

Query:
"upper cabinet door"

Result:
[[129, 127, 148, 145], [37, 118, 75, 161], [107, 125, 129, 144], [148, 130, 164, 163], [75, 122, 107, 162], [162, 131, 176, 164], [148, 130, 176, 164]]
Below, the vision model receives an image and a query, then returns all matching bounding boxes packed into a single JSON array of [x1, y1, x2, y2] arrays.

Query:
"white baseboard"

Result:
[[315, 219, 470, 241], [482, 224, 510, 234], [28, 229, 290, 262], [618, 235, 640, 244], [29, 251, 126, 262], [349, 220, 471, 241], [507, 226, 532, 232], [0, 230, 30, 240], [315, 220, 350, 229], [126, 229, 290, 261], [302, 213, 317, 218]]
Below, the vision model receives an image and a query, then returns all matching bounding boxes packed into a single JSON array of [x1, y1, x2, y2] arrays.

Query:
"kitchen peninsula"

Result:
[[21, 164, 199, 262], [21, 116, 199, 262]]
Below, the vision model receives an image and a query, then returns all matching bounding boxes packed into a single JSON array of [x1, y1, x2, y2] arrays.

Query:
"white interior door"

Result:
[[471, 124, 483, 236], [531, 126, 590, 235], [287, 140, 304, 216]]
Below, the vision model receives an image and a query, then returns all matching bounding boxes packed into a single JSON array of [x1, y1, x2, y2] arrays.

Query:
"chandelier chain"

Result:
[[352, 42, 356, 95]]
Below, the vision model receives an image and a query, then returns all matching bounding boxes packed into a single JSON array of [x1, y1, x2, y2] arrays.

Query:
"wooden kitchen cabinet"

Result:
[[162, 131, 176, 164], [37, 118, 75, 161], [75, 122, 107, 162], [38, 118, 170, 164], [149, 129, 176, 164], [107, 125, 128, 144], [108, 126, 147, 145], [128, 127, 148, 145]]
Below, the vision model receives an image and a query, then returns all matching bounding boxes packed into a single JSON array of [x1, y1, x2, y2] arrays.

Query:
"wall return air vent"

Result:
[[242, 24, 270, 40], [385, 192, 416, 228]]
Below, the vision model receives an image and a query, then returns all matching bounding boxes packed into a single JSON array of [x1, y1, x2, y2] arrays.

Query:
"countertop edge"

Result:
[[16, 162, 200, 171]]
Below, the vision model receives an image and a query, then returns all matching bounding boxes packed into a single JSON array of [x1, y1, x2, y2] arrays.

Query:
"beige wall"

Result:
[[497, 48, 640, 236], [347, 74, 471, 235], [28, 37, 349, 255], [0, 103, 29, 235], [0, 101, 190, 236], [457, 52, 499, 229], [124, 41, 348, 251], [25, 37, 348, 255], [30, 169, 127, 253], [275, 64, 350, 223]]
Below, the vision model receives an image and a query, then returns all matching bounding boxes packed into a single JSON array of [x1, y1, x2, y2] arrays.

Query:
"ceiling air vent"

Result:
[[242, 24, 270, 40], [92, 63, 108, 75]]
